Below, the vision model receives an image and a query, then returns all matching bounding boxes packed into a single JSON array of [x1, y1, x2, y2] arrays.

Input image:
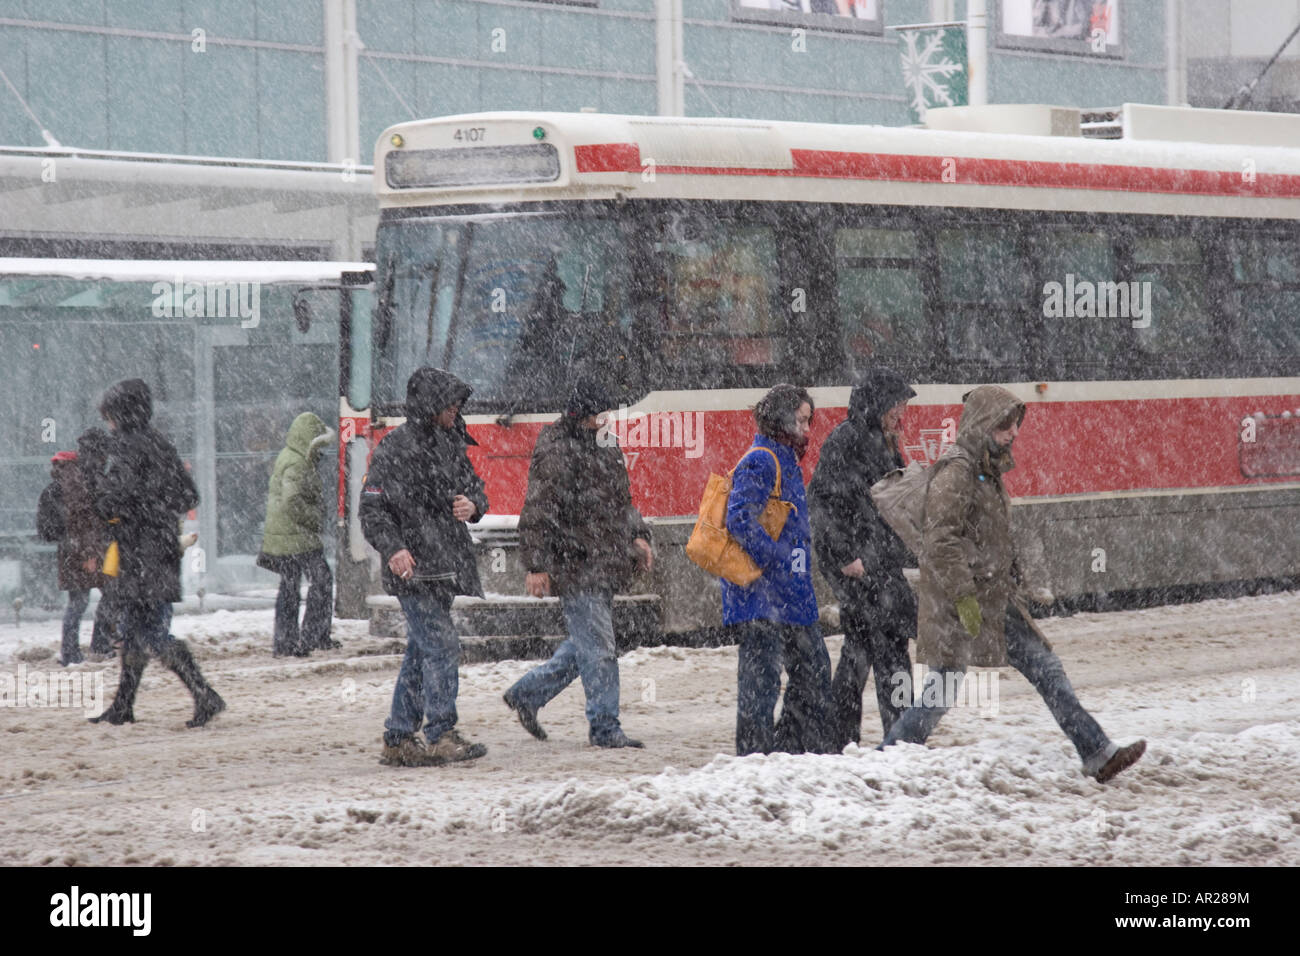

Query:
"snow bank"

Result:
[[513, 722, 1300, 863]]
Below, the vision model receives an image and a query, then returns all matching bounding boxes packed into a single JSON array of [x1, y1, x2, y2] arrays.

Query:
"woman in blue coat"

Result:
[[723, 384, 831, 756]]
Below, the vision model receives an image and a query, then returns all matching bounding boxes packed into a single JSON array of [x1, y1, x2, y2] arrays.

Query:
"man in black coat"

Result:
[[503, 379, 653, 748], [808, 365, 917, 748], [89, 379, 225, 728], [361, 367, 490, 767]]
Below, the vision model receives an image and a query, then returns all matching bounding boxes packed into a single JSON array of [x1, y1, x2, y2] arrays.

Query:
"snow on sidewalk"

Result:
[[2, 590, 1298, 865], [510, 722, 1300, 864]]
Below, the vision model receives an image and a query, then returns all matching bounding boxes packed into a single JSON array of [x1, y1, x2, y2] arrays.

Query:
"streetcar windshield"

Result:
[[372, 213, 634, 413]]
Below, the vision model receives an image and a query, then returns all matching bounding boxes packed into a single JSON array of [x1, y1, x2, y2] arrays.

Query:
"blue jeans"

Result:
[[736, 621, 833, 756], [882, 607, 1111, 766], [506, 590, 621, 739], [385, 594, 461, 746]]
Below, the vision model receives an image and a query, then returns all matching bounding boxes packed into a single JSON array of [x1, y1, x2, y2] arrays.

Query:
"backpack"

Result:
[[685, 446, 794, 587], [869, 459, 942, 558]]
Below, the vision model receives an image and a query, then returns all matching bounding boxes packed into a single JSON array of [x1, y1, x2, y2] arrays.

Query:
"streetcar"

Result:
[[327, 104, 1300, 633]]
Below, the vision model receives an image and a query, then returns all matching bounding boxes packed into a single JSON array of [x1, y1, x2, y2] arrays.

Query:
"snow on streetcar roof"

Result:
[[0, 259, 373, 283]]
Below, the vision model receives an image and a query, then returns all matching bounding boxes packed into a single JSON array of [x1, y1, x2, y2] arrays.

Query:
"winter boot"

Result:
[[589, 729, 644, 749], [1090, 739, 1147, 783], [503, 691, 547, 741], [427, 729, 487, 764], [158, 639, 226, 728], [89, 643, 147, 725], [379, 735, 442, 767]]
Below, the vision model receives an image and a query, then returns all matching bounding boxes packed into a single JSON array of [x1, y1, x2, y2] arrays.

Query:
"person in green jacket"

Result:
[[258, 412, 337, 657]]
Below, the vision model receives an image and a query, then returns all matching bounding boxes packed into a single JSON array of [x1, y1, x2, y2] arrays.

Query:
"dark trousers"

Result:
[[828, 598, 914, 749], [736, 620, 833, 757], [104, 602, 217, 718], [272, 550, 333, 656], [61, 589, 115, 662]]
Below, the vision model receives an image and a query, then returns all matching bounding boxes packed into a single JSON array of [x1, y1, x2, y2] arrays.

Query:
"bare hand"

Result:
[[633, 537, 654, 573], [451, 495, 476, 522], [388, 549, 416, 580], [526, 572, 551, 598], [841, 558, 865, 579]]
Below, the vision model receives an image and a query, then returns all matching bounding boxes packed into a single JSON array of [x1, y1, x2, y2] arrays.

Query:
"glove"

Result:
[[956, 595, 982, 637]]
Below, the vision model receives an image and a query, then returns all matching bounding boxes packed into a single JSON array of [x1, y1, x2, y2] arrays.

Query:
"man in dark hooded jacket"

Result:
[[809, 366, 917, 748], [361, 367, 489, 767], [89, 379, 225, 728], [503, 378, 653, 748], [880, 385, 1145, 783]]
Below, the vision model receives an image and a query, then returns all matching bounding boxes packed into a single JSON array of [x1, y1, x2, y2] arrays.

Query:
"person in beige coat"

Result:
[[880, 385, 1145, 783]]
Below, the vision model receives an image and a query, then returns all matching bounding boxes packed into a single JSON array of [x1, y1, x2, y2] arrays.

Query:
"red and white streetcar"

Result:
[[330, 103, 1300, 632]]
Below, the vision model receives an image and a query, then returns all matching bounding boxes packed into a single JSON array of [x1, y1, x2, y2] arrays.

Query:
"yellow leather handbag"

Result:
[[685, 446, 794, 587]]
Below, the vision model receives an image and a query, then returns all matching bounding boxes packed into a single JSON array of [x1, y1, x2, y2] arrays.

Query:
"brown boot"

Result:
[[379, 736, 442, 767], [1093, 739, 1146, 783], [427, 729, 487, 764]]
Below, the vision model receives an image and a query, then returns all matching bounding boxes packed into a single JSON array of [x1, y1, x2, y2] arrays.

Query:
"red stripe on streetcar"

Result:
[[572, 142, 1300, 198]]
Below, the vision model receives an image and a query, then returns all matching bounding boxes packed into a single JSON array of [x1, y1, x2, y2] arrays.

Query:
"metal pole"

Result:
[[672, 0, 684, 116], [656, 0, 674, 115], [1166, 0, 1186, 106], [323, 0, 360, 163], [967, 0, 988, 107]]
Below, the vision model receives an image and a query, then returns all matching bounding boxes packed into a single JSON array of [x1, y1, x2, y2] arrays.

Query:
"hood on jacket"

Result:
[[565, 377, 615, 421], [76, 428, 111, 479], [99, 378, 153, 432], [848, 366, 916, 424], [285, 412, 332, 458], [955, 385, 1025, 474], [406, 367, 473, 424]]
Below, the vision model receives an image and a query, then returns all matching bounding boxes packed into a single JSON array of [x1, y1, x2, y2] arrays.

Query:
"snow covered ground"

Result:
[[1, 591, 1298, 866]]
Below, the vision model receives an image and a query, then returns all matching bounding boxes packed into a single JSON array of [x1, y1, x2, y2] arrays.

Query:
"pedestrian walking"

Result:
[[725, 384, 832, 756], [257, 412, 337, 656], [880, 385, 1145, 782], [809, 366, 917, 748], [88, 379, 225, 728], [36, 433, 117, 665], [360, 367, 489, 767], [503, 379, 654, 748]]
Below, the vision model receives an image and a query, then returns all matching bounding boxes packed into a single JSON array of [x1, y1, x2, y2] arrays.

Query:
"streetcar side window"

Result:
[[1031, 227, 1124, 376], [1130, 235, 1213, 369], [1225, 234, 1300, 362], [654, 219, 785, 388], [935, 226, 1028, 368], [834, 226, 929, 377]]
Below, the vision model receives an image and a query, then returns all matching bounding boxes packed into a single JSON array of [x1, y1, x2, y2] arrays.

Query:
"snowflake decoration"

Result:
[[899, 29, 964, 119]]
